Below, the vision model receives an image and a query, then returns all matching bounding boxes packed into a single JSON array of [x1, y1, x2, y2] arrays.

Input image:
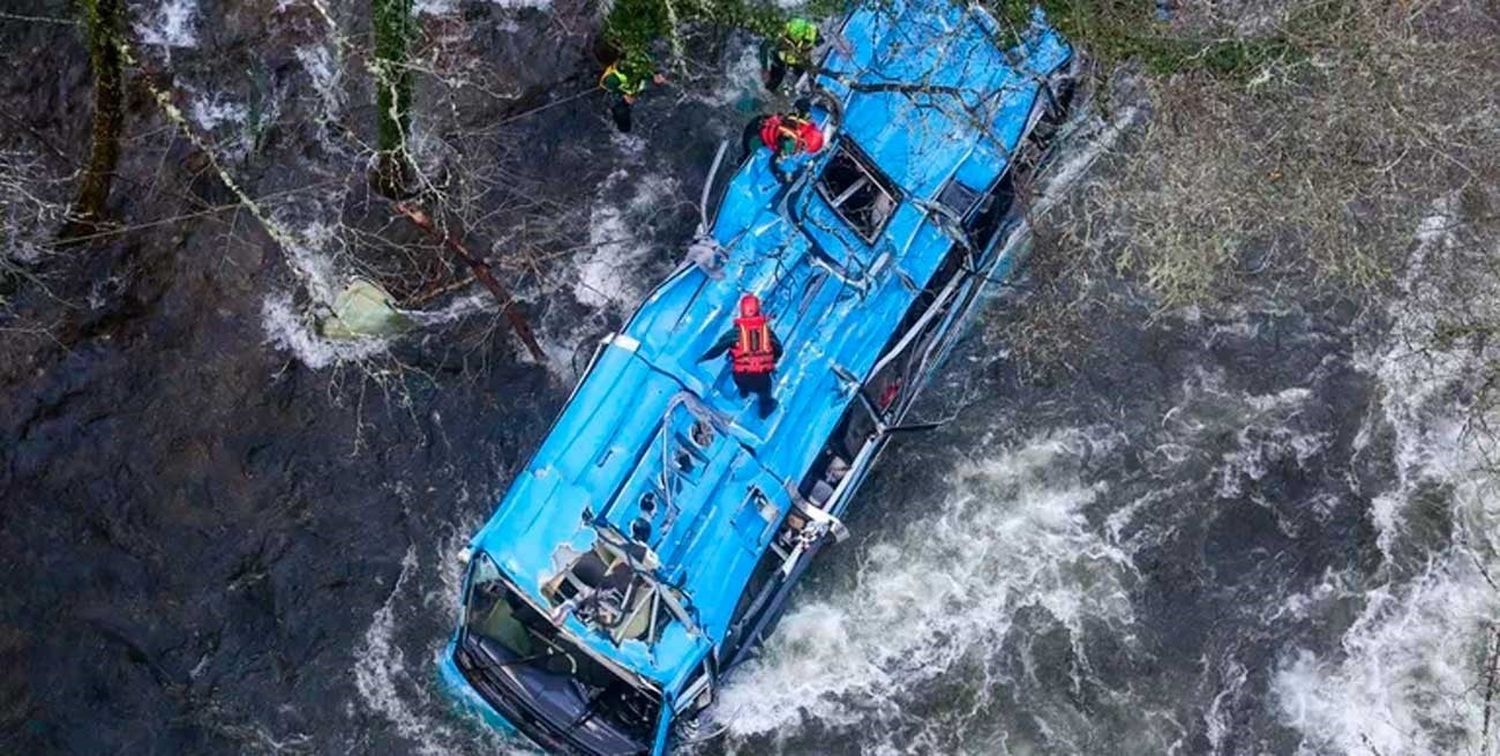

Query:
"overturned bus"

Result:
[[438, 1, 1076, 752]]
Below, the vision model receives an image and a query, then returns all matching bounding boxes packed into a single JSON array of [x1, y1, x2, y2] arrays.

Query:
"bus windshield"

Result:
[[462, 551, 662, 753]]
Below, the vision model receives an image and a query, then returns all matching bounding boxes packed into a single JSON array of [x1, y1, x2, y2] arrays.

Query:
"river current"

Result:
[[2, 1, 1496, 754]]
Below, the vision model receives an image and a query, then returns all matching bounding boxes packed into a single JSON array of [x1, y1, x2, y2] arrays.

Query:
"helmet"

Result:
[[739, 293, 762, 317], [785, 17, 818, 45]]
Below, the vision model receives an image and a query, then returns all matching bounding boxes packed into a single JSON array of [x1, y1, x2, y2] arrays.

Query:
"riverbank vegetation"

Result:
[[992, 0, 1499, 389], [1002, 0, 1500, 305], [602, 0, 845, 70]]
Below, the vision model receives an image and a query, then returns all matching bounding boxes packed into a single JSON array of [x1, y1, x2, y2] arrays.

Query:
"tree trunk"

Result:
[[372, 0, 415, 197], [67, 0, 125, 233]]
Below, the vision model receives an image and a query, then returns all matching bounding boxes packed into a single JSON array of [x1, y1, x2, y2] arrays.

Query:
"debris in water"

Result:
[[321, 278, 412, 339]]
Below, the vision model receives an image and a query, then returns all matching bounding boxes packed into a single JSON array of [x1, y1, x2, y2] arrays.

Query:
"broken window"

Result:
[[818, 143, 899, 242], [965, 167, 1017, 249], [937, 178, 980, 218], [542, 542, 668, 645]]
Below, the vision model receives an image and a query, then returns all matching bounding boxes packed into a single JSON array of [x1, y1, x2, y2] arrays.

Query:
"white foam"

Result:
[[295, 44, 345, 126], [981, 90, 1145, 287], [354, 547, 445, 752], [351, 512, 530, 755], [1270, 194, 1500, 753], [1204, 658, 1248, 753], [695, 37, 764, 108], [254, 201, 406, 369], [260, 293, 388, 370], [1358, 193, 1477, 560], [575, 170, 680, 310], [1033, 103, 1144, 214], [1274, 560, 1499, 754], [187, 93, 254, 159], [136, 0, 199, 48], [190, 97, 249, 132], [713, 432, 1137, 742], [1213, 387, 1330, 501]]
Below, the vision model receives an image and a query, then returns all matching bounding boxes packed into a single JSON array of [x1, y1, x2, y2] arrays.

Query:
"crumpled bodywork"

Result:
[[449, 0, 1074, 750]]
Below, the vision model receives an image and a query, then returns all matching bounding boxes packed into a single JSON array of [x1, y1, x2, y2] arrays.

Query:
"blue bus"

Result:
[[439, 1, 1075, 752]]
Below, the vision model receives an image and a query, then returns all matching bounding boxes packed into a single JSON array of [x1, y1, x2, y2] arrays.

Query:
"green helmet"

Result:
[[785, 17, 818, 46]]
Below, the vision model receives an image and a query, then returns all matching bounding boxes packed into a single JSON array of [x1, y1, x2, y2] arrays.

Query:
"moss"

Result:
[[373, 0, 415, 196], [68, 0, 124, 231]]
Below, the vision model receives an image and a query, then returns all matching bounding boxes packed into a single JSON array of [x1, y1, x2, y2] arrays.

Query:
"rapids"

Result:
[[2, 1, 1497, 754]]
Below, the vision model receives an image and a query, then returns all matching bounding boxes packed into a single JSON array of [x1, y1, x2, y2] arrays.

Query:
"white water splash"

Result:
[[352, 508, 529, 755], [1031, 101, 1145, 215], [714, 432, 1137, 744], [261, 293, 388, 370], [295, 44, 345, 127], [980, 81, 1145, 291], [1203, 658, 1248, 753], [353, 547, 454, 754], [1212, 385, 1331, 500], [695, 37, 764, 108], [253, 202, 412, 370], [1275, 562, 1499, 755], [1271, 195, 1500, 754], [1359, 195, 1481, 563], [576, 170, 679, 310], [136, 0, 199, 48]]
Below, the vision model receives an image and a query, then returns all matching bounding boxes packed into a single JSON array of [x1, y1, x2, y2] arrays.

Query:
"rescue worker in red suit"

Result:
[[740, 101, 824, 164], [699, 294, 783, 418], [759, 111, 824, 156]]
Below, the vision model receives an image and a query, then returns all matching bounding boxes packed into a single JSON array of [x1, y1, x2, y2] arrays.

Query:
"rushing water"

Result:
[[3, 2, 1497, 754]]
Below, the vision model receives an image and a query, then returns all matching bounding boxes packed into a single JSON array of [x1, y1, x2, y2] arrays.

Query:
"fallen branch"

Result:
[[393, 202, 546, 362]]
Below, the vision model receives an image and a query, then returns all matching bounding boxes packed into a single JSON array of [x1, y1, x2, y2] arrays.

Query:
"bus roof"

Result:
[[471, 0, 1071, 691]]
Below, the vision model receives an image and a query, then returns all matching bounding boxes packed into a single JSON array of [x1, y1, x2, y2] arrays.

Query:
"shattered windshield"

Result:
[[463, 551, 662, 751]]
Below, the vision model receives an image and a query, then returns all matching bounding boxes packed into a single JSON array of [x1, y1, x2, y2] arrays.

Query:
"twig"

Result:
[[0, 10, 77, 24], [393, 202, 547, 362], [401, 273, 475, 307]]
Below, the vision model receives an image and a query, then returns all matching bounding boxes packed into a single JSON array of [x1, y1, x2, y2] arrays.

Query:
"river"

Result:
[[2, 1, 1497, 754]]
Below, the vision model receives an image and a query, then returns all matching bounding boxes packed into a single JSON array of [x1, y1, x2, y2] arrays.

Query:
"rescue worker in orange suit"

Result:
[[699, 293, 784, 418]]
